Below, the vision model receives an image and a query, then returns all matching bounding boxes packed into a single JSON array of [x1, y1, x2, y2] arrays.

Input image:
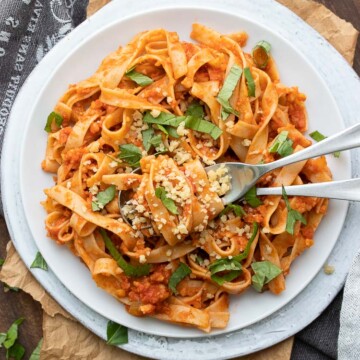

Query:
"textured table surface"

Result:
[[0, 0, 359, 357]]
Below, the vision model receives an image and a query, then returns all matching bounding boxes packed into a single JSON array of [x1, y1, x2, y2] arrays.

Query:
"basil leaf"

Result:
[[309, 130, 340, 158], [125, 67, 153, 86], [269, 131, 294, 158], [165, 126, 180, 139], [44, 111, 63, 133], [156, 124, 169, 135], [244, 67, 255, 97], [184, 116, 222, 140], [233, 222, 259, 262], [282, 186, 307, 235], [309, 130, 326, 142], [142, 128, 156, 151], [143, 112, 185, 127], [185, 102, 205, 118], [211, 271, 241, 285], [0, 258, 4, 266], [92, 185, 116, 212], [169, 262, 191, 294], [252, 40, 271, 68], [244, 186, 262, 207], [209, 258, 242, 286], [106, 321, 128, 346], [6, 342, 25, 360], [99, 229, 150, 277], [118, 144, 142, 167], [219, 203, 246, 218], [155, 186, 179, 215], [29, 339, 42, 360], [2, 318, 24, 350], [30, 252, 48, 271], [251, 261, 282, 292], [216, 64, 242, 120], [0, 333, 6, 347]]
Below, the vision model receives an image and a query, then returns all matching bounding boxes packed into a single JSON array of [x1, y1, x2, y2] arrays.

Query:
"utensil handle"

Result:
[[262, 123, 360, 172], [257, 179, 360, 201]]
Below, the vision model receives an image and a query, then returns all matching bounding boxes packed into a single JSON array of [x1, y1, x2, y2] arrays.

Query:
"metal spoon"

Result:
[[119, 123, 360, 223]]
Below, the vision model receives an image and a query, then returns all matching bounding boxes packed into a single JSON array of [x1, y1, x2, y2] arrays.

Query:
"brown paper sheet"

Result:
[[0, 0, 358, 358]]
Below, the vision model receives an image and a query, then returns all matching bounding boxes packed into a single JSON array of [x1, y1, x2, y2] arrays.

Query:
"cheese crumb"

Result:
[[324, 264, 335, 275], [150, 109, 161, 118], [139, 255, 147, 264]]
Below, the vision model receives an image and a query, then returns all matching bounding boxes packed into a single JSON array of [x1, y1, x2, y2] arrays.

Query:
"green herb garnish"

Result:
[[106, 321, 128, 346], [92, 185, 116, 212], [252, 40, 271, 69], [100, 229, 150, 277], [219, 203, 246, 218], [251, 261, 282, 292], [216, 64, 242, 120], [282, 185, 307, 235], [0, 318, 25, 360], [169, 262, 192, 294], [244, 186, 262, 207], [125, 66, 153, 86], [244, 67, 255, 97], [44, 112, 63, 133], [30, 252, 48, 271], [155, 186, 179, 215], [0, 258, 4, 266], [29, 339, 42, 360], [309, 130, 340, 158], [268, 131, 294, 158], [118, 144, 142, 167]]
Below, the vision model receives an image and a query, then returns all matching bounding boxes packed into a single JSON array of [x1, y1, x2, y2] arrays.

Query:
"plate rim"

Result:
[[2, 0, 360, 358]]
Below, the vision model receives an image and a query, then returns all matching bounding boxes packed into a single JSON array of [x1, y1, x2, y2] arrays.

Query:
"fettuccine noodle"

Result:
[[41, 24, 332, 332]]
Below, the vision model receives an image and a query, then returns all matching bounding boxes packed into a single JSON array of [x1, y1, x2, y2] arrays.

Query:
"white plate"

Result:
[[2, 0, 360, 358]]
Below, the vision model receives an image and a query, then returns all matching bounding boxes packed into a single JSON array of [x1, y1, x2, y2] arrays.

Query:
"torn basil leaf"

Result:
[[244, 186, 262, 207], [216, 64, 242, 120], [252, 40, 271, 68], [125, 67, 153, 86], [282, 185, 307, 235], [29, 339, 42, 360], [44, 112, 63, 133], [268, 131, 294, 158], [244, 67, 255, 97], [6, 342, 25, 360], [118, 144, 142, 167], [1, 318, 24, 350], [30, 252, 48, 271], [155, 186, 179, 215], [92, 185, 116, 212], [219, 203, 246, 218], [184, 116, 222, 140], [100, 229, 150, 277], [251, 260, 282, 292], [169, 262, 192, 294], [106, 321, 128, 346]]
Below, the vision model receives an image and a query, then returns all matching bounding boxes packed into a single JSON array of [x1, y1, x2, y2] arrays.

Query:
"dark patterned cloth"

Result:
[[0, 0, 89, 213], [0, 1, 341, 359]]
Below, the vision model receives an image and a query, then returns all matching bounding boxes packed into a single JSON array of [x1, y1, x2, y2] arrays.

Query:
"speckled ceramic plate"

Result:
[[2, 0, 360, 359]]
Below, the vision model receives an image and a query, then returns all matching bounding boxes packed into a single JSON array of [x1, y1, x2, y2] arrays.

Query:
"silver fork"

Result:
[[206, 123, 360, 205]]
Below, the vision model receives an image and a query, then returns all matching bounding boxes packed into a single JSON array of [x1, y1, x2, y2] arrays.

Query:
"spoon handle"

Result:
[[257, 179, 360, 201], [262, 123, 360, 172]]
